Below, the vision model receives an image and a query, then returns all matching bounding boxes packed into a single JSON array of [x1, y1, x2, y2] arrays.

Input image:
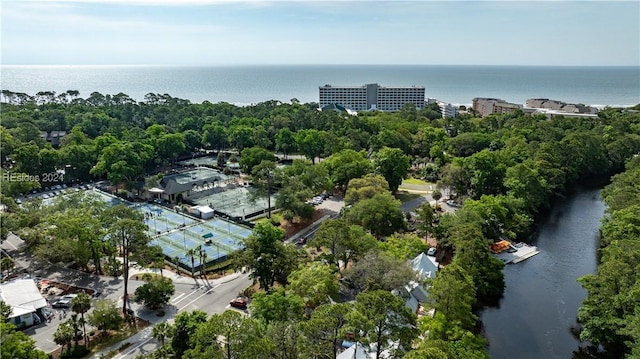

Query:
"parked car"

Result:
[[52, 294, 78, 308], [446, 199, 461, 207], [427, 247, 437, 256], [229, 297, 248, 310]]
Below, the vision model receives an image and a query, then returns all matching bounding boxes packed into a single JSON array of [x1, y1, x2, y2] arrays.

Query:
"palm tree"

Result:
[[70, 313, 80, 347], [432, 189, 442, 209], [53, 320, 75, 356], [152, 321, 173, 348], [71, 293, 91, 345], [173, 255, 180, 274], [198, 246, 208, 277], [186, 248, 197, 278]]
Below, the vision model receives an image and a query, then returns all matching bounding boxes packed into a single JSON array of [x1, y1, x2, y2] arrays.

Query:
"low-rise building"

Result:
[[525, 98, 597, 114], [0, 279, 48, 328], [151, 167, 226, 203], [472, 97, 522, 117]]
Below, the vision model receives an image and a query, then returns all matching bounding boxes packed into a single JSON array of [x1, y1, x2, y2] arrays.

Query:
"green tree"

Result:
[[463, 149, 507, 198], [379, 233, 429, 260], [415, 202, 436, 239], [0, 300, 12, 322], [275, 128, 297, 159], [239, 147, 275, 174], [437, 161, 471, 199], [186, 247, 197, 278], [346, 192, 405, 237], [302, 303, 352, 359], [202, 123, 227, 151], [236, 222, 296, 291], [152, 321, 173, 349], [0, 322, 48, 359], [91, 140, 153, 191], [372, 147, 411, 193], [102, 205, 150, 315], [427, 263, 477, 333], [250, 160, 277, 218], [187, 310, 269, 359], [295, 129, 327, 164], [344, 174, 389, 204], [342, 252, 414, 294], [134, 276, 175, 310], [183, 129, 203, 152], [347, 290, 418, 359], [274, 177, 314, 222], [12, 143, 41, 175], [250, 288, 304, 326], [450, 223, 505, 298], [49, 209, 105, 273], [53, 319, 76, 356], [370, 129, 412, 153], [321, 149, 373, 190], [288, 262, 339, 308], [71, 293, 91, 345], [157, 133, 186, 165], [171, 310, 208, 357], [265, 321, 305, 359], [283, 159, 332, 195], [311, 219, 352, 272], [87, 299, 123, 336], [504, 160, 552, 214], [227, 124, 255, 151]]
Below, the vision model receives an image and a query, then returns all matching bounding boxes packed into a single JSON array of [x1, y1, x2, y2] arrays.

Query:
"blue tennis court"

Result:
[[93, 189, 251, 273]]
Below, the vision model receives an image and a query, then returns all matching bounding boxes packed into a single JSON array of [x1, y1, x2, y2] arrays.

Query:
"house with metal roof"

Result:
[[410, 252, 439, 281], [0, 279, 48, 328], [154, 167, 226, 203]]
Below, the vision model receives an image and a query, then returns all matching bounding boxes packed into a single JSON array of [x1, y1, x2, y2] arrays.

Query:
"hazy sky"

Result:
[[1, 0, 639, 66]]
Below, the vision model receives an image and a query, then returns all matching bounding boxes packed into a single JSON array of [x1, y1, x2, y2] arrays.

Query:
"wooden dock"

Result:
[[494, 243, 540, 264]]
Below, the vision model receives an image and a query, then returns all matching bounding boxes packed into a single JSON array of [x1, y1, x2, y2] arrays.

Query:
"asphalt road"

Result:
[[1, 234, 254, 355], [112, 273, 252, 359]]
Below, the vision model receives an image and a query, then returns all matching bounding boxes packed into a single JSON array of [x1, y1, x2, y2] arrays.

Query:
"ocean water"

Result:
[[1, 65, 638, 107]]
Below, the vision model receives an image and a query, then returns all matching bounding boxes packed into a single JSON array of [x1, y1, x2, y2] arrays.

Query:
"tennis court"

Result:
[[93, 189, 251, 273], [149, 218, 248, 271], [191, 185, 275, 218]]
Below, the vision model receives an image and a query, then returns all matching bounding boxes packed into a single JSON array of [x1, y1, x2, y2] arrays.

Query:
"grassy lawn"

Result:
[[402, 178, 429, 185]]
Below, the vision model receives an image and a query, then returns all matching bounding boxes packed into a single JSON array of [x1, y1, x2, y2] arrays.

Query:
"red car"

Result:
[[229, 297, 247, 310]]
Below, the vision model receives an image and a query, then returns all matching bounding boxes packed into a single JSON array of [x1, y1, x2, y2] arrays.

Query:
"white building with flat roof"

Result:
[[438, 101, 458, 118], [0, 279, 48, 328], [319, 83, 425, 112]]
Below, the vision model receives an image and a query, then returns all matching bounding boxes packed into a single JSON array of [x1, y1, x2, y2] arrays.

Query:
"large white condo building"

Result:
[[319, 83, 425, 112]]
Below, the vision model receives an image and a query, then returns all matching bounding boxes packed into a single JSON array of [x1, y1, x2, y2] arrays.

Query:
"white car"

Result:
[[52, 294, 78, 308]]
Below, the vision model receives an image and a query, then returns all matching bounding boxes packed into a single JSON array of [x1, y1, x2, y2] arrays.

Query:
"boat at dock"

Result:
[[492, 241, 540, 264]]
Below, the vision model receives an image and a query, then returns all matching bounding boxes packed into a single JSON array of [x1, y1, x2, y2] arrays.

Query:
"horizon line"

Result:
[[2, 63, 639, 68]]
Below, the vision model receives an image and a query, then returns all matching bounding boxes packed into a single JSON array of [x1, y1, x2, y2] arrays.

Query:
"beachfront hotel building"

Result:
[[319, 83, 425, 112], [472, 97, 523, 117], [438, 101, 458, 119]]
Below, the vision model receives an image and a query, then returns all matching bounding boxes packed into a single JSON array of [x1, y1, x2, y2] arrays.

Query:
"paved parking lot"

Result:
[[314, 195, 345, 215]]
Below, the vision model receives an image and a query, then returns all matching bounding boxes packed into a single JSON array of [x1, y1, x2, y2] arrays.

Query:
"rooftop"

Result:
[[0, 279, 48, 318]]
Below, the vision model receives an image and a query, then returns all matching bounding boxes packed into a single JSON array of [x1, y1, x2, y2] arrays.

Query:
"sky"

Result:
[[1, 0, 639, 66]]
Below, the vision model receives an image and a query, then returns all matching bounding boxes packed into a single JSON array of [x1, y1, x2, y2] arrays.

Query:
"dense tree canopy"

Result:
[[2, 92, 639, 359]]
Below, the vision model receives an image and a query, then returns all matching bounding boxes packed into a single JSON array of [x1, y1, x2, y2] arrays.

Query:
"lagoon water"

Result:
[[2, 65, 639, 107], [480, 188, 606, 359]]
